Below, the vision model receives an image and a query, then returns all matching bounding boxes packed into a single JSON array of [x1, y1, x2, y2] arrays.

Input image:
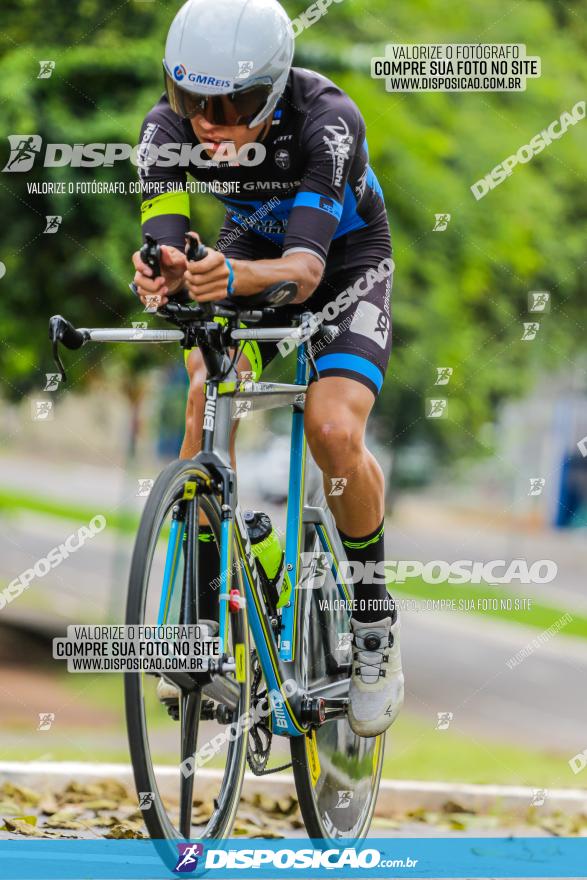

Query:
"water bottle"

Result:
[[243, 510, 284, 616]]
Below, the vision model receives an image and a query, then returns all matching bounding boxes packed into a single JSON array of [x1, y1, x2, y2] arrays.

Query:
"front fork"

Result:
[[157, 514, 185, 626], [158, 466, 236, 655], [217, 499, 235, 656]]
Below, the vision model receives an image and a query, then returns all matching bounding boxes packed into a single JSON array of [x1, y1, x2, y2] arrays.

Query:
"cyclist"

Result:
[[132, 0, 403, 737]]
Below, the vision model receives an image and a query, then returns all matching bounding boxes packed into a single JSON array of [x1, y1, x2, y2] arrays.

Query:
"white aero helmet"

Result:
[[163, 0, 294, 128]]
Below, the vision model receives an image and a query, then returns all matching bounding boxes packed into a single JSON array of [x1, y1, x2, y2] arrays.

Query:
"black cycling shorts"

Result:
[[249, 262, 393, 397]]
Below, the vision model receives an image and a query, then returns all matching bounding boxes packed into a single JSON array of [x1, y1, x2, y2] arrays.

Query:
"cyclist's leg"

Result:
[[304, 260, 393, 567], [303, 263, 403, 737], [305, 376, 384, 535], [305, 376, 392, 622]]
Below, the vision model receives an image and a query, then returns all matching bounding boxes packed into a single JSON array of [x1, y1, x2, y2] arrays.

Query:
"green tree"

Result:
[[1, 0, 585, 469]]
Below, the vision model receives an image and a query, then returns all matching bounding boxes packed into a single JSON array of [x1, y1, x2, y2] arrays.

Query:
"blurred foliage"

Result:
[[0, 0, 586, 466]]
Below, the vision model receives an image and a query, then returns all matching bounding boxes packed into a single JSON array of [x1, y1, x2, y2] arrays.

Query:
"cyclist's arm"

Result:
[[230, 251, 323, 303], [208, 91, 365, 303], [133, 109, 189, 301], [277, 95, 362, 301], [137, 185, 188, 299], [215, 95, 363, 304]]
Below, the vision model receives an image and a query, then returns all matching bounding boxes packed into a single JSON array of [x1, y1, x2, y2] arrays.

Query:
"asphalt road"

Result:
[[399, 602, 587, 754], [2, 508, 586, 756]]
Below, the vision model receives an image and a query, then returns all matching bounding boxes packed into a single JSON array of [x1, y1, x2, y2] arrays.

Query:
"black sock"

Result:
[[183, 525, 219, 621], [337, 520, 395, 623]]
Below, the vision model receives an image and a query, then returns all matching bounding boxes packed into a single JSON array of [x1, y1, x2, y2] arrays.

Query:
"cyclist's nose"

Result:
[[194, 112, 215, 131]]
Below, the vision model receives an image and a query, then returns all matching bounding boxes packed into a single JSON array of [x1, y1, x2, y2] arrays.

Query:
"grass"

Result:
[[383, 713, 573, 788], [392, 579, 587, 639], [0, 488, 139, 534]]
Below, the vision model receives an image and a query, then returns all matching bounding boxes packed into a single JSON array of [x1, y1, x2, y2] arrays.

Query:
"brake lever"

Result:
[[129, 233, 162, 303], [185, 231, 207, 263], [140, 233, 161, 277], [185, 232, 215, 320]]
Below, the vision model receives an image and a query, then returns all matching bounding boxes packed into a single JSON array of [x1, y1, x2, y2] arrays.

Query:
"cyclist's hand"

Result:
[[132, 245, 186, 308], [185, 247, 231, 302]]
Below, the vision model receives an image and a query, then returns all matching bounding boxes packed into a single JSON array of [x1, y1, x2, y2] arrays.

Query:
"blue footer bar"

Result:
[[0, 838, 586, 879]]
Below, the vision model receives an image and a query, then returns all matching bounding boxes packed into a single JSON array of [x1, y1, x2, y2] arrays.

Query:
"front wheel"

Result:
[[125, 458, 250, 844]]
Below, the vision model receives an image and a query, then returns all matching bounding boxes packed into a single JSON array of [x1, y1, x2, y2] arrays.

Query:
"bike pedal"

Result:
[[162, 698, 179, 721], [200, 698, 216, 720]]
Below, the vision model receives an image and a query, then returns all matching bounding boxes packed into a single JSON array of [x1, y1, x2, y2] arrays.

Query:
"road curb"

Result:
[[1, 761, 586, 817]]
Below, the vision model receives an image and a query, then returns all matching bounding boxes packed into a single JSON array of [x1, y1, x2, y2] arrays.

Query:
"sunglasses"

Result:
[[163, 67, 272, 126]]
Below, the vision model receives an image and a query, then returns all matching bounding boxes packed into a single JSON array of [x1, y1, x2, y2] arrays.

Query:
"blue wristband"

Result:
[[225, 258, 235, 296]]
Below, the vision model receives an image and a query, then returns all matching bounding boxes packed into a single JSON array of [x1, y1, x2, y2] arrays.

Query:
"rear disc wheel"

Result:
[[290, 456, 383, 839]]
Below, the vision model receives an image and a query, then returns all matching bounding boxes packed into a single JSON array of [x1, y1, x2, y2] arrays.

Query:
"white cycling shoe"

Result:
[[347, 614, 404, 737], [157, 619, 219, 708]]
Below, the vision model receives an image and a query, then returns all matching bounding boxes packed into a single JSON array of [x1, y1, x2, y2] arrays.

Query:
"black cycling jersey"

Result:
[[139, 67, 390, 272], [138, 66, 393, 396]]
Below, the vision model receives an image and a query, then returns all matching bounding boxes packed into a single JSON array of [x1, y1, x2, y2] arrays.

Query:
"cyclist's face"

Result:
[[190, 103, 267, 155]]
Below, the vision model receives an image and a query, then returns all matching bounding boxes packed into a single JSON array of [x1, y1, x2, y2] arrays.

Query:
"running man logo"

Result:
[[528, 291, 550, 313], [426, 398, 448, 419], [336, 631, 353, 654], [138, 791, 155, 810], [44, 373, 62, 392], [299, 552, 332, 590], [335, 790, 353, 809], [38, 60, 56, 79], [435, 367, 453, 386], [433, 213, 451, 231], [374, 309, 390, 343], [329, 477, 347, 496], [143, 294, 162, 312], [3, 135, 42, 172], [44, 215, 62, 234], [530, 788, 548, 806], [522, 322, 540, 341], [38, 712, 55, 731], [236, 60, 254, 80], [436, 711, 453, 730], [32, 400, 54, 421], [233, 400, 252, 419], [174, 843, 204, 873], [528, 478, 545, 497]]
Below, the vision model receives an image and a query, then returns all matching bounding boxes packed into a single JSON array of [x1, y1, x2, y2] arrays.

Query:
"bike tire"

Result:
[[125, 457, 250, 843]]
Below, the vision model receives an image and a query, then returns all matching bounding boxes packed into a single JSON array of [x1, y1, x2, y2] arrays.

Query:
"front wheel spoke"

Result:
[[179, 689, 201, 837]]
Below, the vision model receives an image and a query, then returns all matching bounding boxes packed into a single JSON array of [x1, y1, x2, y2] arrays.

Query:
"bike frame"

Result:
[[58, 310, 354, 737], [157, 319, 353, 737]]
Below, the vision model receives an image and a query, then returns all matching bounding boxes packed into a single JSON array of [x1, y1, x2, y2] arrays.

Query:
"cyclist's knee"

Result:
[[306, 417, 363, 476]]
